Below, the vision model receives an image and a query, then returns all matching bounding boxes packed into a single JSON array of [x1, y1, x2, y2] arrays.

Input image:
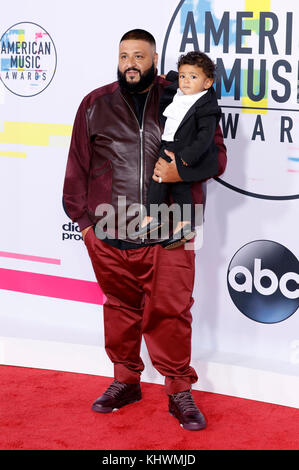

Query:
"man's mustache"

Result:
[[125, 67, 141, 74]]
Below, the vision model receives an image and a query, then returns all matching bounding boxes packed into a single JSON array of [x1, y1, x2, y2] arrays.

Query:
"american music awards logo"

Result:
[[0, 21, 57, 97], [161, 0, 299, 200]]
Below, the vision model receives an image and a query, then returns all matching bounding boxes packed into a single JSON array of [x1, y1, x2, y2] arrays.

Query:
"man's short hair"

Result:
[[178, 51, 215, 79], [120, 29, 156, 50]]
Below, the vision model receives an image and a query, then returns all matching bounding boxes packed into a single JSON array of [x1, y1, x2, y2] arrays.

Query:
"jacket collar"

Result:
[[175, 87, 216, 133]]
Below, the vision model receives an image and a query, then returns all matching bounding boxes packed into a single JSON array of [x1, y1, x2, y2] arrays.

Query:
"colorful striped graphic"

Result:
[[0, 121, 72, 146], [0, 268, 106, 305], [0, 251, 61, 265], [0, 150, 26, 158], [18, 29, 25, 72], [0, 121, 72, 157], [287, 156, 299, 173], [242, 0, 271, 114]]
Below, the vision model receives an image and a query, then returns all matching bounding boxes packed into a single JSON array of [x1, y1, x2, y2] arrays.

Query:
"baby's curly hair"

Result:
[[177, 51, 215, 79]]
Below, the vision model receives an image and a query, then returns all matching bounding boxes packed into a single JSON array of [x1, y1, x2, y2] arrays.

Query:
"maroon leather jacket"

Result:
[[63, 76, 227, 243]]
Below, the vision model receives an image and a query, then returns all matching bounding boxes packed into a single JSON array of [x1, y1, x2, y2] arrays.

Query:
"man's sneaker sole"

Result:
[[91, 396, 142, 413], [169, 409, 206, 431]]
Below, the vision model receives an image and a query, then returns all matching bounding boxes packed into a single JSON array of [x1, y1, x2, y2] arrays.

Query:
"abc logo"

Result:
[[227, 240, 299, 324]]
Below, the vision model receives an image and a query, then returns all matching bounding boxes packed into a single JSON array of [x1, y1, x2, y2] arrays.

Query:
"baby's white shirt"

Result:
[[161, 88, 208, 142]]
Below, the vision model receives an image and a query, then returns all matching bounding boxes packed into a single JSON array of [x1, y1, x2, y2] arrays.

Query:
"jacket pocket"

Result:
[[90, 160, 112, 178]]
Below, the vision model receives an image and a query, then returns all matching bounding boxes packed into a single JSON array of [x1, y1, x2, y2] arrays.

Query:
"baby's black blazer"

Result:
[[159, 75, 222, 182]]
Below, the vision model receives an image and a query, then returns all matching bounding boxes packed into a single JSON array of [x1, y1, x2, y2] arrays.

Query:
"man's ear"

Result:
[[154, 52, 158, 69]]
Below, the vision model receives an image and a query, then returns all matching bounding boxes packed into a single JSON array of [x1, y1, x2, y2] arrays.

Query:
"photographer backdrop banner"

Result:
[[0, 0, 298, 408]]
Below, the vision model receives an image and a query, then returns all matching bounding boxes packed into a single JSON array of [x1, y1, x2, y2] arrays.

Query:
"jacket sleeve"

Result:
[[177, 123, 227, 182], [63, 97, 94, 231], [176, 114, 217, 166], [165, 70, 178, 82], [213, 123, 227, 177]]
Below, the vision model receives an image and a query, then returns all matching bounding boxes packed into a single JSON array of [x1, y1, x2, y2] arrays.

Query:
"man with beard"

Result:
[[63, 29, 227, 431]]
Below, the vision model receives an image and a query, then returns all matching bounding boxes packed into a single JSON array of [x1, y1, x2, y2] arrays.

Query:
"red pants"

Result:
[[84, 228, 198, 395]]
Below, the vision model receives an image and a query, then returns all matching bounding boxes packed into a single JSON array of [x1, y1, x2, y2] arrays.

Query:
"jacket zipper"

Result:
[[120, 89, 152, 215]]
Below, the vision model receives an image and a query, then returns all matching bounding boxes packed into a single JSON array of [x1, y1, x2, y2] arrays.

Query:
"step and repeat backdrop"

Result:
[[0, 0, 298, 407]]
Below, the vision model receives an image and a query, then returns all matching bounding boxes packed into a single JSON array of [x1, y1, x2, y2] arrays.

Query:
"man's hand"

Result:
[[82, 225, 93, 241], [152, 150, 183, 183]]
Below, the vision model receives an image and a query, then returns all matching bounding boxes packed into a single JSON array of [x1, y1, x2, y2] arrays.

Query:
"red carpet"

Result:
[[1, 364, 299, 450]]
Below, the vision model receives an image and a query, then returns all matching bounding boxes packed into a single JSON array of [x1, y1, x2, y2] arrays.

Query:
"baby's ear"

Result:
[[205, 78, 214, 89]]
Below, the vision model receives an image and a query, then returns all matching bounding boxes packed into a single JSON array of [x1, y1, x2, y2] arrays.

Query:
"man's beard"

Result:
[[117, 63, 156, 93]]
